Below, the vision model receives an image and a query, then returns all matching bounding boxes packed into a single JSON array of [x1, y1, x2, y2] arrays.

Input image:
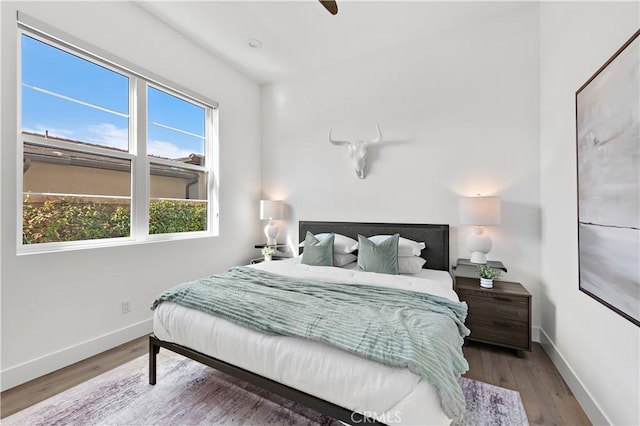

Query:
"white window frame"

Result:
[[17, 12, 220, 255]]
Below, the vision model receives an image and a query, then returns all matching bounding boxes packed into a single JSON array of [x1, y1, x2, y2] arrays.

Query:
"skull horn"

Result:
[[328, 129, 349, 146], [369, 122, 382, 144]]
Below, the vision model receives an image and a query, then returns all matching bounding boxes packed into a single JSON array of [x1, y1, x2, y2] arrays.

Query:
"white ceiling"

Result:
[[137, 1, 529, 85]]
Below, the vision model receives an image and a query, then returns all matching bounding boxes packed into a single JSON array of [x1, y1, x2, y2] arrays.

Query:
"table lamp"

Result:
[[260, 200, 283, 246], [459, 196, 501, 264]]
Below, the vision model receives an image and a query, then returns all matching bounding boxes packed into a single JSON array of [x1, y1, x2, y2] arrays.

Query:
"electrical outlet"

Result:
[[121, 299, 132, 314]]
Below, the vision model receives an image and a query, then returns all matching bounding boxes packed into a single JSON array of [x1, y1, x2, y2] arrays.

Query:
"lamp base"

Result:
[[469, 251, 488, 264], [264, 222, 279, 246], [466, 226, 492, 265]]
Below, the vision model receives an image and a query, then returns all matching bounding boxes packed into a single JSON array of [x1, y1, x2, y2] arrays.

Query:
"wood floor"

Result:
[[462, 342, 591, 425], [1, 337, 148, 419], [1, 337, 591, 425]]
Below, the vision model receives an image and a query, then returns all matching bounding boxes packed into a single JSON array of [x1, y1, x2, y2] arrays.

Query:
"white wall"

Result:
[[0, 1, 261, 390], [262, 5, 542, 331], [539, 2, 639, 425]]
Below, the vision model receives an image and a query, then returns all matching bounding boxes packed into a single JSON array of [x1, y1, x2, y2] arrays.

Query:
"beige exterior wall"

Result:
[[24, 161, 206, 201], [24, 162, 131, 197], [149, 170, 207, 200]]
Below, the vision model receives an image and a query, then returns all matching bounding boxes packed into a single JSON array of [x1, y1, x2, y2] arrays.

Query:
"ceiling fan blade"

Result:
[[319, 0, 338, 15]]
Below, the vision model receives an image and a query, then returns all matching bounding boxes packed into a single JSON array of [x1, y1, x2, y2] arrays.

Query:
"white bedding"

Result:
[[153, 259, 457, 425]]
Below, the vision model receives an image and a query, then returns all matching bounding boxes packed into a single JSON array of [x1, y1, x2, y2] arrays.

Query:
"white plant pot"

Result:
[[480, 278, 493, 288], [264, 254, 272, 262]]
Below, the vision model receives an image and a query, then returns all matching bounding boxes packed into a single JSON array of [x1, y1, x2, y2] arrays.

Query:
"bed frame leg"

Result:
[[149, 336, 160, 385]]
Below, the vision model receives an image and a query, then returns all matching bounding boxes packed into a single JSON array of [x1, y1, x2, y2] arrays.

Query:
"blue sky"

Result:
[[21, 34, 205, 160]]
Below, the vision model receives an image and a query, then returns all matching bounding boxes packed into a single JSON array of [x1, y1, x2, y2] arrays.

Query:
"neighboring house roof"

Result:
[[22, 132, 203, 180], [174, 153, 204, 166]]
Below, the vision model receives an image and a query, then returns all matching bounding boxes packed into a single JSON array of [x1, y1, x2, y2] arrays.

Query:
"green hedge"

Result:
[[149, 200, 207, 235], [23, 199, 206, 244]]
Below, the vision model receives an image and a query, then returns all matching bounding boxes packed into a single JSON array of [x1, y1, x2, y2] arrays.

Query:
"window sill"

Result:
[[17, 230, 218, 256]]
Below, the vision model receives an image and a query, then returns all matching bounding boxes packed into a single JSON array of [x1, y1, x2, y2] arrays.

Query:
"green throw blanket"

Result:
[[151, 266, 470, 420]]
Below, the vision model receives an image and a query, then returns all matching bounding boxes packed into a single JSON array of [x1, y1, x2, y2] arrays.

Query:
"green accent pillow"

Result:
[[301, 231, 334, 267], [357, 233, 399, 275]]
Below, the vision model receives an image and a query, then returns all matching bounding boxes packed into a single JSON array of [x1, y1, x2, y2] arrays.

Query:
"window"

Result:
[[18, 19, 218, 252], [147, 87, 208, 235]]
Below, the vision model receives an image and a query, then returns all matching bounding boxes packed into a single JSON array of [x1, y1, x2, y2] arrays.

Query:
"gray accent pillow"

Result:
[[357, 233, 399, 275], [301, 231, 334, 267]]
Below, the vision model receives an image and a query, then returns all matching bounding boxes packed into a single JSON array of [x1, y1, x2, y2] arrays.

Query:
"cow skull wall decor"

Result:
[[329, 123, 383, 179]]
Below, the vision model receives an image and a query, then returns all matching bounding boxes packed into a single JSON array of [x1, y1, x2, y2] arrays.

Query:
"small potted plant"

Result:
[[262, 246, 277, 261], [477, 264, 502, 289]]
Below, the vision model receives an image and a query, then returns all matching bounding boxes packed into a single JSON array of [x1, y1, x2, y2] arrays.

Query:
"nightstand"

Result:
[[253, 243, 291, 264], [454, 276, 532, 357], [250, 256, 288, 264], [254, 243, 289, 250], [452, 258, 508, 276]]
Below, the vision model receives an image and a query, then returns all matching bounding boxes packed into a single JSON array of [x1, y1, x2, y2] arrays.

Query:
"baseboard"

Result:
[[0, 318, 153, 392], [538, 328, 610, 425]]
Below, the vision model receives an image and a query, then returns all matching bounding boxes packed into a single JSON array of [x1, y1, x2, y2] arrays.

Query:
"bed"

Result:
[[150, 221, 467, 425]]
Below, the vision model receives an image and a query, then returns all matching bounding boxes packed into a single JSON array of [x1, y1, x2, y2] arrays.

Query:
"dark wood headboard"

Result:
[[298, 221, 450, 271]]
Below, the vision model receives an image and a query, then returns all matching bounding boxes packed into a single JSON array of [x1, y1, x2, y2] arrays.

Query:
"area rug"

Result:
[[4, 350, 528, 425]]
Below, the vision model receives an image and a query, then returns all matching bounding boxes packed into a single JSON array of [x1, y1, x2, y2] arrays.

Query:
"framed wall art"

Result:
[[576, 29, 640, 327]]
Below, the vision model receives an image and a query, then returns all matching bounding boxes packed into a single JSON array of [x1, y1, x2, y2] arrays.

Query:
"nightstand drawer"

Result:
[[466, 316, 529, 349], [459, 291, 529, 322]]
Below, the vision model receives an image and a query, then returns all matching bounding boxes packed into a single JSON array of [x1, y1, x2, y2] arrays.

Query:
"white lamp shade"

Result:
[[260, 200, 283, 221], [459, 196, 501, 226]]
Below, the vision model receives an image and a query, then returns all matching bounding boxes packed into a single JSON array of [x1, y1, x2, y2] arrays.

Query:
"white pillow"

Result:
[[334, 253, 357, 267], [367, 235, 426, 256], [398, 256, 427, 274], [299, 233, 358, 254]]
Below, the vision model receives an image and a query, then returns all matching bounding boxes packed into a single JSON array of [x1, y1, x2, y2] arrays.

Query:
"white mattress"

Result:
[[153, 259, 457, 425]]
